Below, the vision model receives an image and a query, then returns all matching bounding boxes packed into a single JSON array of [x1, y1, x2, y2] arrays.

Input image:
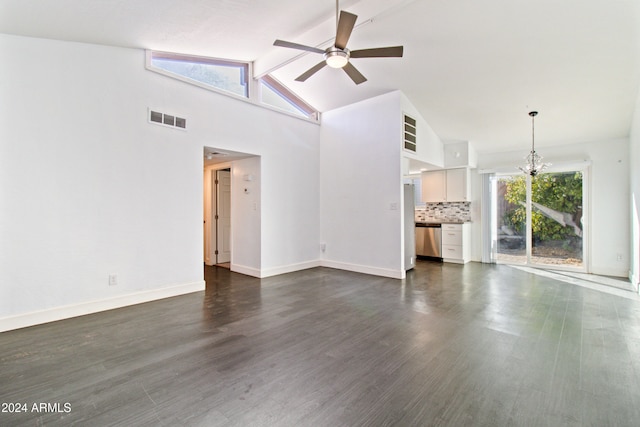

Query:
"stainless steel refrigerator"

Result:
[[404, 184, 416, 270]]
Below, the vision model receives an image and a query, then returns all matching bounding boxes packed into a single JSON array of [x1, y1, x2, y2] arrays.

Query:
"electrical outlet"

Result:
[[109, 274, 118, 286], [616, 253, 623, 262]]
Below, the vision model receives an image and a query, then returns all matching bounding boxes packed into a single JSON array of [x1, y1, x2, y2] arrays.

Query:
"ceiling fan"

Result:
[[273, 1, 403, 85]]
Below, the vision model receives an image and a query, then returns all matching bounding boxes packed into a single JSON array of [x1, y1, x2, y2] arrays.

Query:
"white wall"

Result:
[[469, 168, 483, 262], [629, 87, 640, 290], [443, 141, 477, 169], [476, 138, 631, 277], [400, 93, 445, 167], [0, 34, 320, 330], [320, 91, 404, 278], [153, 65, 321, 278], [231, 157, 263, 275]]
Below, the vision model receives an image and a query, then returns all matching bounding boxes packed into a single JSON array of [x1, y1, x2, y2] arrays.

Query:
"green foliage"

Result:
[[502, 172, 582, 242]]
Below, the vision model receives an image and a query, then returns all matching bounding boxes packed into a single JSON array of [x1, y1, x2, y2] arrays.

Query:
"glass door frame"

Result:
[[490, 163, 590, 273]]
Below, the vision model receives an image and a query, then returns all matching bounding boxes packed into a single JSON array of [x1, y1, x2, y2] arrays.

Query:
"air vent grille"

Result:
[[404, 114, 417, 152], [149, 109, 187, 130]]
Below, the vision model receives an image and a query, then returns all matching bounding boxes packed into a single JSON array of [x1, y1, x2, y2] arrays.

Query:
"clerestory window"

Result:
[[145, 50, 319, 122], [259, 75, 318, 121], [147, 51, 249, 98]]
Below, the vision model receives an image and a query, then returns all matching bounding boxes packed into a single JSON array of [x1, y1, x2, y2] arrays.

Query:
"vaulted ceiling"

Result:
[[1, 0, 638, 153]]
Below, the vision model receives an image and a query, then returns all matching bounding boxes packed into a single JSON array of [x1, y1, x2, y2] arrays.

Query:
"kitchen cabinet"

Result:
[[421, 168, 469, 202], [420, 170, 446, 202], [445, 168, 469, 201], [441, 223, 470, 263]]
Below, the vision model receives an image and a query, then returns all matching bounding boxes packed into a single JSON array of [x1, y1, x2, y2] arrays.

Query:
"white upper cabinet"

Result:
[[421, 168, 469, 202], [445, 168, 469, 201], [421, 170, 446, 202]]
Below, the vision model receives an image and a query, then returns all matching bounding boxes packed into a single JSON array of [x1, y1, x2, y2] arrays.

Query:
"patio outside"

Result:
[[496, 172, 583, 268]]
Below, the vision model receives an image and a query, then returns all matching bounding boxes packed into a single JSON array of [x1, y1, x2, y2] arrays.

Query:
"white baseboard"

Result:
[[230, 259, 403, 280], [591, 266, 629, 279], [231, 260, 322, 278], [230, 263, 262, 278], [259, 260, 322, 278], [0, 281, 205, 333], [320, 259, 405, 279], [631, 270, 640, 293]]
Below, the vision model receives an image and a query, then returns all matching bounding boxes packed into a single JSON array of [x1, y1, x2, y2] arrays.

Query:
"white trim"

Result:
[[230, 261, 322, 278], [631, 270, 640, 293], [260, 260, 322, 278], [259, 75, 319, 120], [230, 263, 262, 278], [481, 173, 494, 263], [583, 165, 591, 273], [320, 259, 405, 279], [232, 260, 405, 280], [589, 266, 631, 278], [0, 281, 205, 333]]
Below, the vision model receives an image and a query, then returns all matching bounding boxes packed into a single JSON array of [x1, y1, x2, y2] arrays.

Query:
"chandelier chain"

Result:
[[518, 110, 549, 176]]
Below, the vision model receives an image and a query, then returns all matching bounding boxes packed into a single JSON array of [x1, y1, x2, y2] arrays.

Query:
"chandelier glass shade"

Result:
[[518, 111, 550, 176]]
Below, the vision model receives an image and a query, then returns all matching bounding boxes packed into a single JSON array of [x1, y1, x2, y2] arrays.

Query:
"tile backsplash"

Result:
[[415, 202, 471, 222]]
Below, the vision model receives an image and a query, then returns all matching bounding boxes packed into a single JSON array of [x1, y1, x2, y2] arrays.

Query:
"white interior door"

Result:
[[216, 170, 232, 264], [203, 170, 212, 265]]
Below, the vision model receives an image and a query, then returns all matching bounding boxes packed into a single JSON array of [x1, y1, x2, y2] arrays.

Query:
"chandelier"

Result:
[[518, 111, 550, 176]]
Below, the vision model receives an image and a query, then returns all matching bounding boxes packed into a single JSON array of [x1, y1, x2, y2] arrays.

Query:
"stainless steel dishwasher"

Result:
[[416, 223, 442, 259]]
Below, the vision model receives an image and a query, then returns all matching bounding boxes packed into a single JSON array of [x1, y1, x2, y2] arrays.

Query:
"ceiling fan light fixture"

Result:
[[273, 3, 402, 84], [324, 48, 349, 68]]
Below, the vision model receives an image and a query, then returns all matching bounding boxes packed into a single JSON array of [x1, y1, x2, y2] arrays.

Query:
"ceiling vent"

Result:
[[149, 108, 187, 130], [403, 114, 417, 152]]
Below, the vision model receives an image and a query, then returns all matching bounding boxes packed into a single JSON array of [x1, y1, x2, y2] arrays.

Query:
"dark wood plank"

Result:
[[1, 262, 640, 426]]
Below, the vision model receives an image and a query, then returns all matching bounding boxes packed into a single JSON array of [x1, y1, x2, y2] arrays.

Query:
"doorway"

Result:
[[491, 168, 588, 272], [204, 166, 232, 267], [214, 169, 231, 265], [202, 147, 261, 274]]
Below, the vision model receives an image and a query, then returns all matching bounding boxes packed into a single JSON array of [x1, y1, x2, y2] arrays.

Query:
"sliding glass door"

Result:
[[493, 176, 527, 264], [491, 168, 587, 271], [531, 171, 584, 268]]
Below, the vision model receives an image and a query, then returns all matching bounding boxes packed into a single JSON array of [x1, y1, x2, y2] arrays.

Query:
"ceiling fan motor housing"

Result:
[[324, 47, 350, 68]]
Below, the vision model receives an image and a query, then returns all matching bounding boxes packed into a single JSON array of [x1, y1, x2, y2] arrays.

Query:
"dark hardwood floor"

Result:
[[2, 261, 640, 426]]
